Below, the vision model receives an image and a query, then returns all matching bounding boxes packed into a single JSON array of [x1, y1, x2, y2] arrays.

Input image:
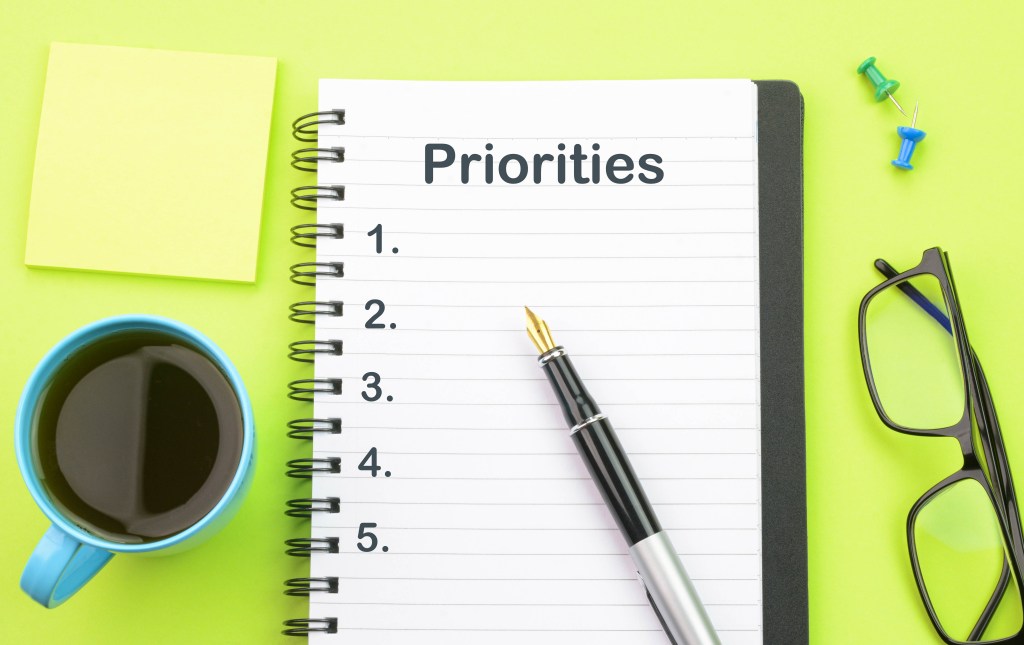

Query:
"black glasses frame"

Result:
[[858, 247, 1024, 644]]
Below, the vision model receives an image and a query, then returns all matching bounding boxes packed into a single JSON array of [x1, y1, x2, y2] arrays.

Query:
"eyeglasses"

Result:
[[858, 247, 1024, 643]]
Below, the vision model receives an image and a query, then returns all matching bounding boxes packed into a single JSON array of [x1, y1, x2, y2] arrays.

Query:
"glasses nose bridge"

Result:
[[960, 441, 982, 472]]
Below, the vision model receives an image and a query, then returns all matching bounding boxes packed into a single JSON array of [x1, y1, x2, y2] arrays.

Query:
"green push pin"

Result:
[[857, 56, 907, 116]]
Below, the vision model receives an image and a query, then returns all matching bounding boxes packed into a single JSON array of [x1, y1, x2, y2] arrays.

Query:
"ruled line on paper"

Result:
[[334, 426, 757, 431], [317, 376, 759, 381], [315, 329, 757, 334], [338, 278, 756, 284], [344, 158, 756, 163], [335, 182, 756, 188], [321, 628, 758, 633], [317, 205, 754, 211], [331, 575, 760, 581], [332, 501, 760, 506], [316, 303, 758, 308], [315, 475, 758, 480], [339, 229, 757, 234], [319, 134, 754, 140], [322, 254, 757, 259], [313, 551, 760, 557], [312, 600, 759, 607], [316, 526, 760, 532], [315, 450, 757, 456], [338, 352, 756, 356], [311, 402, 757, 407]]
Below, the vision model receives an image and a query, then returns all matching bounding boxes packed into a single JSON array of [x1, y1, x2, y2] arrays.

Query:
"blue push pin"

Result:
[[892, 101, 926, 170]]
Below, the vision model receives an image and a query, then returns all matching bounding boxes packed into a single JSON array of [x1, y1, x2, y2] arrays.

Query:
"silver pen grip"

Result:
[[629, 531, 721, 645]]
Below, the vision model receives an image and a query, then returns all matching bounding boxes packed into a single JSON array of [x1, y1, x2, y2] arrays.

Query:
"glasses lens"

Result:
[[914, 478, 1022, 642], [864, 274, 965, 429]]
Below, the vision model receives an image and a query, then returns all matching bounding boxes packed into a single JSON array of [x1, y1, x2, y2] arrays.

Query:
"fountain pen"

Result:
[[525, 307, 720, 645]]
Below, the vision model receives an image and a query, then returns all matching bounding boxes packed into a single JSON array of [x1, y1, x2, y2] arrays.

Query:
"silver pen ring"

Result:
[[570, 414, 607, 434]]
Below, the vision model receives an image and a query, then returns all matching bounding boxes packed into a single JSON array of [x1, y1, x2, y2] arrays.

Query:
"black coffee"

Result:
[[33, 330, 243, 544]]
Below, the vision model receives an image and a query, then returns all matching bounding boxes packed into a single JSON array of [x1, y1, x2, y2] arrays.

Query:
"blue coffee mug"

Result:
[[15, 315, 254, 608]]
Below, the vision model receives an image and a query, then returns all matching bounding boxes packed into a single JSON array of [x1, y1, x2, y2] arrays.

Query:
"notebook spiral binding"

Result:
[[283, 110, 346, 636]]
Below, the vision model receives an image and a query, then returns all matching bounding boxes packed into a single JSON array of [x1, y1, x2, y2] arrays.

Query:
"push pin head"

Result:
[[892, 102, 926, 170], [858, 56, 906, 115]]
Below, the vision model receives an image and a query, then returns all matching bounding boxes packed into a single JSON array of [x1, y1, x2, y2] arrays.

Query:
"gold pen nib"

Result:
[[525, 306, 557, 354]]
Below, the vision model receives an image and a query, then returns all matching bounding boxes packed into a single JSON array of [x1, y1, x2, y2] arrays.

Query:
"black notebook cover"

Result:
[[754, 80, 808, 644]]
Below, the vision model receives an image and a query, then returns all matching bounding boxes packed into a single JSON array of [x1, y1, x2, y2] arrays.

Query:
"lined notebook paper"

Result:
[[307, 79, 762, 644]]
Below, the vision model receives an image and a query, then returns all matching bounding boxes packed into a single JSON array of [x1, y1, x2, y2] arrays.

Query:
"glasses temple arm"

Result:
[[968, 356, 1022, 643], [973, 353, 1023, 543], [874, 259, 953, 334]]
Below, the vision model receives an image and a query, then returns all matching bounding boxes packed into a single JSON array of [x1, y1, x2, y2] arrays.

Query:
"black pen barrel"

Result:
[[572, 417, 662, 544], [539, 347, 602, 427], [539, 348, 661, 545]]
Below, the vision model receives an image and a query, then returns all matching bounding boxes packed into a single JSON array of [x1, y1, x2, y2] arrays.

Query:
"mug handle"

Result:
[[21, 525, 114, 608]]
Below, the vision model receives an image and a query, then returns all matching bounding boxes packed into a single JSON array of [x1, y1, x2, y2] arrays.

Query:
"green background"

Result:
[[2, 0, 1021, 642]]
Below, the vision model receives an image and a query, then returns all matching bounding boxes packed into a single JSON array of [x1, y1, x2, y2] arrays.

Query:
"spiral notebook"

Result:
[[283, 79, 806, 644]]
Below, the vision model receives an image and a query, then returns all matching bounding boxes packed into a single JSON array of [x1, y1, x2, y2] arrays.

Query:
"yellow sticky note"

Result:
[[26, 43, 276, 282]]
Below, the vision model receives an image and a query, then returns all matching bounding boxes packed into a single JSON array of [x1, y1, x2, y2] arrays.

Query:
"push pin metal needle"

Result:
[[892, 101, 926, 170], [886, 91, 906, 116], [858, 57, 907, 116]]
